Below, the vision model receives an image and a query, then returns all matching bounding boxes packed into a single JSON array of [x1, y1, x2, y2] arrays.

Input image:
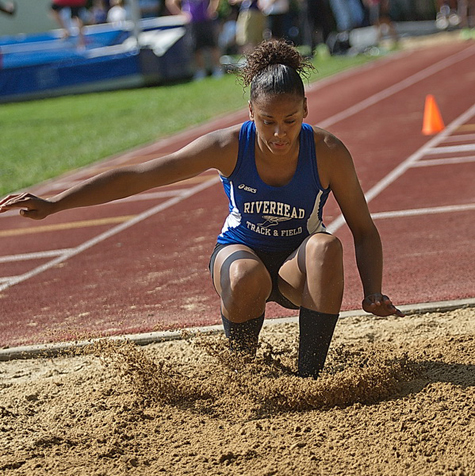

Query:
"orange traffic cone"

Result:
[[422, 94, 445, 135]]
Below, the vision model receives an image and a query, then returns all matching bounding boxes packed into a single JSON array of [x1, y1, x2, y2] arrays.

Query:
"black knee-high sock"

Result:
[[221, 312, 265, 354], [298, 307, 339, 379]]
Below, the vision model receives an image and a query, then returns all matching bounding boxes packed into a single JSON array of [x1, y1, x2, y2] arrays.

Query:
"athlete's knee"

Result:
[[305, 234, 343, 268], [227, 259, 271, 301], [221, 261, 270, 319]]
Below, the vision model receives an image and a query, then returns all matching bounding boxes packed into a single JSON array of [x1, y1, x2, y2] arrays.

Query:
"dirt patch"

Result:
[[1, 307, 474, 475]]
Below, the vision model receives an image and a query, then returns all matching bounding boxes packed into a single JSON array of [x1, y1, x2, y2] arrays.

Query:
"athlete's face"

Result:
[[249, 93, 308, 157]]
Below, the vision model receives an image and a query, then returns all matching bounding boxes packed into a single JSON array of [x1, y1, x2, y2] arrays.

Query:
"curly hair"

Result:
[[238, 40, 314, 101]]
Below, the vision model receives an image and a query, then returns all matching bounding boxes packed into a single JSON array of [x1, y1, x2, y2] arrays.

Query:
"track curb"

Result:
[[1, 298, 474, 361]]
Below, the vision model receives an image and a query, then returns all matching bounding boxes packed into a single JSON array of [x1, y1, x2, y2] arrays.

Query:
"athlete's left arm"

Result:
[[320, 134, 404, 317]]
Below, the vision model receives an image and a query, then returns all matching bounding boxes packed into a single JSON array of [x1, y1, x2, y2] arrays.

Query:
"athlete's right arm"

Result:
[[0, 127, 239, 220]]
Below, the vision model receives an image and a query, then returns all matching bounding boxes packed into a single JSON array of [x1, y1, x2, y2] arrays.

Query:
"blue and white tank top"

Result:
[[217, 121, 330, 253]]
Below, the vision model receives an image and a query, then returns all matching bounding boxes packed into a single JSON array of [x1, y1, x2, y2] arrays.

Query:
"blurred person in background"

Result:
[[50, 0, 88, 48], [325, 0, 364, 55], [90, 0, 108, 23], [166, 0, 224, 80], [363, 0, 398, 46], [260, 0, 290, 39], [233, 0, 266, 53], [328, 0, 364, 31], [436, 0, 475, 28], [301, 0, 335, 56], [139, 0, 162, 17], [107, 0, 128, 23], [216, 0, 239, 55], [460, 0, 475, 27]]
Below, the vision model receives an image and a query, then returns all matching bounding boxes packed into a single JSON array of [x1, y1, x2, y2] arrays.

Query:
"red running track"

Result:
[[1, 39, 475, 348]]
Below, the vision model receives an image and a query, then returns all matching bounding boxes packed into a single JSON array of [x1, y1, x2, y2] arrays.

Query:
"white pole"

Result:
[[128, 0, 142, 46]]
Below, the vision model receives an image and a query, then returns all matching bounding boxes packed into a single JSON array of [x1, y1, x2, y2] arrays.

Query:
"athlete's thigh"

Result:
[[211, 244, 272, 298], [277, 233, 333, 305], [276, 241, 306, 306]]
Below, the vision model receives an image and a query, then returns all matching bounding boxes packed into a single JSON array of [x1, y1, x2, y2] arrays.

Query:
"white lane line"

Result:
[[0, 175, 221, 292], [441, 133, 475, 143], [426, 144, 475, 154], [0, 249, 75, 263], [412, 156, 475, 167], [326, 103, 475, 234], [318, 43, 475, 129], [371, 203, 475, 220]]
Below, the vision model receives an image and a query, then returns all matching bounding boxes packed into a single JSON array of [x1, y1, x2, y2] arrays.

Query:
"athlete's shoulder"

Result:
[[205, 124, 242, 149], [308, 125, 353, 189], [197, 124, 241, 176], [310, 126, 351, 164], [308, 125, 346, 152]]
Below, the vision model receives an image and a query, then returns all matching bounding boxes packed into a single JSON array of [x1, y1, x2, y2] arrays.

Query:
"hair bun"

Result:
[[239, 39, 313, 87]]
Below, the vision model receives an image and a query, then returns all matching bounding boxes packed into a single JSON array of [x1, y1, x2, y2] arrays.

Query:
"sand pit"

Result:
[[0, 306, 474, 475]]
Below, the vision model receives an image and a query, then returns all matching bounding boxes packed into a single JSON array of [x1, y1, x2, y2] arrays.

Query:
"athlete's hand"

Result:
[[362, 293, 405, 317], [0, 193, 54, 220]]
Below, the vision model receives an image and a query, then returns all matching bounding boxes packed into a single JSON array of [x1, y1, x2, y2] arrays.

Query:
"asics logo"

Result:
[[238, 184, 257, 193]]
